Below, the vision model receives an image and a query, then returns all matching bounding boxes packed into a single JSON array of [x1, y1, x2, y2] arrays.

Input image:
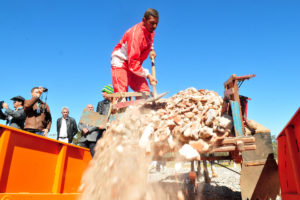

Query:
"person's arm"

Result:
[[78, 122, 84, 131], [24, 97, 39, 112], [72, 118, 78, 136], [79, 122, 98, 133], [5, 108, 24, 119], [97, 101, 104, 115], [87, 125, 98, 133], [78, 122, 88, 135], [127, 28, 150, 78], [56, 118, 60, 140], [96, 101, 101, 113], [0, 108, 7, 120], [43, 104, 52, 136]]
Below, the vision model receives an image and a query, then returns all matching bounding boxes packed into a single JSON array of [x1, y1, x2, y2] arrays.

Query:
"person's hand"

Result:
[[43, 129, 48, 137], [36, 86, 44, 97], [150, 49, 156, 60], [82, 128, 89, 135], [2, 103, 8, 109], [147, 74, 157, 86]]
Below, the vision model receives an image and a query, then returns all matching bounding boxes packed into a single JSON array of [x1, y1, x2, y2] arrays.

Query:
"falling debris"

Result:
[[80, 88, 234, 200]]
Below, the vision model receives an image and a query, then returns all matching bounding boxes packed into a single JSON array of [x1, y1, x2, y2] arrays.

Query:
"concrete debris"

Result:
[[80, 88, 235, 200], [179, 144, 201, 160], [141, 88, 232, 156], [246, 119, 270, 134]]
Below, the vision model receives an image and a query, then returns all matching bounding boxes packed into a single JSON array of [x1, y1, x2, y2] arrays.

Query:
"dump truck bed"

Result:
[[0, 124, 92, 200]]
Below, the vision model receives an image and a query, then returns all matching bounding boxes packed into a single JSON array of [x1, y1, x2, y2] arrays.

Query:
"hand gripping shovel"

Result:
[[144, 57, 168, 104]]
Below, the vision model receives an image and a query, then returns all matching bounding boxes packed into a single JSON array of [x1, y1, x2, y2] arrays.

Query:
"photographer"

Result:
[[24, 87, 52, 136], [0, 96, 26, 129]]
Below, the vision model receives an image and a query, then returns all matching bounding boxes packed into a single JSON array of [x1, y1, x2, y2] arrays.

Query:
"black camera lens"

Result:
[[43, 88, 48, 92]]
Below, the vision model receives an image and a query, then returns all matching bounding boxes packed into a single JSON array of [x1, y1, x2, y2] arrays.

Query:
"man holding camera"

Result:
[[24, 87, 52, 136], [0, 96, 26, 129]]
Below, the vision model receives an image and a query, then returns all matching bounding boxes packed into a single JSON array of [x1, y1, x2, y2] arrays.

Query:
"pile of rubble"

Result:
[[138, 88, 233, 160], [80, 88, 234, 200]]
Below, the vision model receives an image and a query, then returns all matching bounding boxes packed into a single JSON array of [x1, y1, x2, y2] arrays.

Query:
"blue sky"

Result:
[[0, 0, 299, 139]]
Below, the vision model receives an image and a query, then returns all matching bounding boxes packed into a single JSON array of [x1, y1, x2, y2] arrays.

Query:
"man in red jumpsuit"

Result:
[[111, 8, 158, 93]]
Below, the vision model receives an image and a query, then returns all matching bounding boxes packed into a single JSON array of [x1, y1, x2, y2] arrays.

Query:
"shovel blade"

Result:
[[145, 92, 168, 103]]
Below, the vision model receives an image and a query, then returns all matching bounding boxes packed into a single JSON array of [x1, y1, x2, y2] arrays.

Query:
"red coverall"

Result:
[[111, 22, 155, 93]]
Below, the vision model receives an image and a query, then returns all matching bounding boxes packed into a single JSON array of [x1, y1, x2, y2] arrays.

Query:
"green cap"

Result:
[[102, 84, 114, 94]]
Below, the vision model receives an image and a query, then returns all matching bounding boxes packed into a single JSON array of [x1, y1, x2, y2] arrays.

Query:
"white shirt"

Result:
[[59, 118, 68, 138]]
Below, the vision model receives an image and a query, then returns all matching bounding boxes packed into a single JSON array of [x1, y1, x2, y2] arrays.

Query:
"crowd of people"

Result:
[[0, 84, 114, 157]]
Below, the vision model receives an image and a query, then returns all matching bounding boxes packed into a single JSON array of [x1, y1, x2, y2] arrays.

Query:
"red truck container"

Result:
[[277, 107, 300, 200], [0, 124, 92, 200]]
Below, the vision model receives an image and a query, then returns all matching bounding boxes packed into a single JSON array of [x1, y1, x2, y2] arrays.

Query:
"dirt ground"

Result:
[[148, 162, 242, 200]]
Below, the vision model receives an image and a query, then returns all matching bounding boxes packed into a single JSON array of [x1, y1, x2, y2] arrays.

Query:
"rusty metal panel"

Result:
[[242, 132, 273, 162], [79, 109, 107, 127], [240, 155, 280, 200], [240, 132, 280, 200], [240, 163, 264, 200]]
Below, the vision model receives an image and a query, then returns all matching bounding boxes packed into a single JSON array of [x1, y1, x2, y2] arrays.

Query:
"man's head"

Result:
[[11, 96, 25, 109], [61, 107, 69, 119], [143, 8, 159, 33], [102, 84, 114, 99], [87, 104, 94, 111], [31, 87, 40, 98]]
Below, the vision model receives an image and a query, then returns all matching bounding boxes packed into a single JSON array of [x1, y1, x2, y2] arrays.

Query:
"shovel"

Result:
[[144, 57, 168, 103]]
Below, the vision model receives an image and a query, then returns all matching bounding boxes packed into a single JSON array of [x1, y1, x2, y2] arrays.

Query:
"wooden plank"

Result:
[[235, 74, 256, 81], [230, 101, 243, 137], [220, 136, 255, 145], [213, 144, 256, 153], [79, 109, 107, 128], [106, 92, 150, 98], [213, 145, 235, 152], [237, 140, 245, 151], [243, 144, 256, 151]]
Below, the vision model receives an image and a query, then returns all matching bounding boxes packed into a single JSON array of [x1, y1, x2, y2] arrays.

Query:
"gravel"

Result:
[[148, 161, 242, 200], [197, 164, 241, 200]]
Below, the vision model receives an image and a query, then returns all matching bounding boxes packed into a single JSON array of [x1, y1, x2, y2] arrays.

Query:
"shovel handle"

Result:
[[151, 57, 157, 97], [151, 57, 156, 80]]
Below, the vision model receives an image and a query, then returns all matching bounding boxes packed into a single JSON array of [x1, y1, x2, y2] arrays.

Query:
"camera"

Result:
[[0, 101, 4, 109], [42, 87, 48, 92]]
